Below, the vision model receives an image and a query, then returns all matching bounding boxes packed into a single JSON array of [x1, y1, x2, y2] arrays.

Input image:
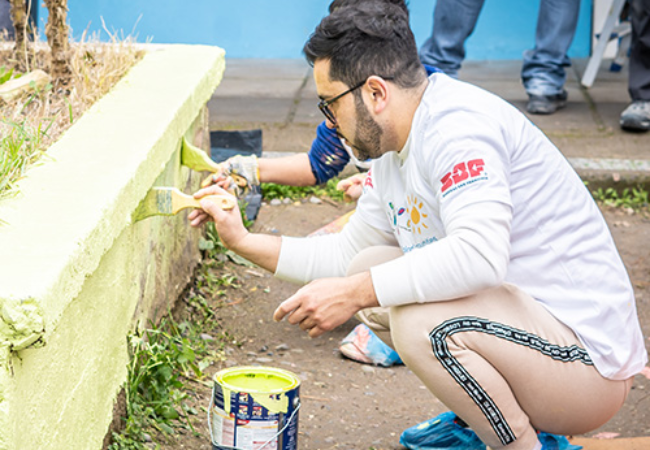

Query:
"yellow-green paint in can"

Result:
[[210, 366, 301, 450]]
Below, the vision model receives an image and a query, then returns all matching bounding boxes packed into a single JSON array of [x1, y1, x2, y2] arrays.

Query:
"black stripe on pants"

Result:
[[429, 316, 593, 446]]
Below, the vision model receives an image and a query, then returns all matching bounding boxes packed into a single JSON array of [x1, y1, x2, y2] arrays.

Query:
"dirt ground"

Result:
[[159, 196, 650, 450]]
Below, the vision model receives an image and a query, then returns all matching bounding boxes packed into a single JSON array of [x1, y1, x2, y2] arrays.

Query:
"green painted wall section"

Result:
[[0, 45, 225, 449]]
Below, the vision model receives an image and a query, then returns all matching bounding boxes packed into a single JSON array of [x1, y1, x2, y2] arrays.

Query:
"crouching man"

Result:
[[190, 3, 648, 450]]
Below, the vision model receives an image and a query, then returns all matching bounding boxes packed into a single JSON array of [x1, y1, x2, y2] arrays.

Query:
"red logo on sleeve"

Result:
[[440, 159, 485, 193], [363, 168, 374, 189]]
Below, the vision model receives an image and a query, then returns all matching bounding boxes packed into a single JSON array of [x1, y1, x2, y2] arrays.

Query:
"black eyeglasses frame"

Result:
[[317, 76, 394, 125]]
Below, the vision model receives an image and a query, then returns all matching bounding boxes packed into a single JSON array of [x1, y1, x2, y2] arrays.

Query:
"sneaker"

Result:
[[526, 90, 568, 115], [338, 324, 402, 367], [399, 411, 486, 450], [538, 431, 583, 450], [399, 414, 583, 450], [620, 101, 650, 131]]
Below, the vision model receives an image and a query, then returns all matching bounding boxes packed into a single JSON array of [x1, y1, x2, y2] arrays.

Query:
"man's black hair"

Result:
[[305, 2, 425, 90], [328, 0, 409, 16]]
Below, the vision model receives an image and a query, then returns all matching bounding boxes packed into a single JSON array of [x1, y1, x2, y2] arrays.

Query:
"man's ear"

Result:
[[365, 76, 390, 114]]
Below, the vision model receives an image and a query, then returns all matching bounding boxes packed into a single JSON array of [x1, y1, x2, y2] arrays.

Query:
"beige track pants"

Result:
[[349, 246, 632, 450]]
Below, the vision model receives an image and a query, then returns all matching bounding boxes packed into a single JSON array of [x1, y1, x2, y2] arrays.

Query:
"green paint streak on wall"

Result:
[[0, 44, 225, 339], [0, 44, 225, 449]]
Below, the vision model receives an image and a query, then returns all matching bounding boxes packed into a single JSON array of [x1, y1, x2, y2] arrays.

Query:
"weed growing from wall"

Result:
[[109, 270, 237, 449]]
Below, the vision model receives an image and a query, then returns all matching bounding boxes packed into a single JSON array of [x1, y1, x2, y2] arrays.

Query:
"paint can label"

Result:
[[211, 367, 300, 450]]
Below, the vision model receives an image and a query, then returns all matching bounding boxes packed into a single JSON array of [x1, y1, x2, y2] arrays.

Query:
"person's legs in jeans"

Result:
[[621, 0, 650, 131], [522, 0, 581, 114], [0, 0, 14, 40], [419, 0, 486, 78]]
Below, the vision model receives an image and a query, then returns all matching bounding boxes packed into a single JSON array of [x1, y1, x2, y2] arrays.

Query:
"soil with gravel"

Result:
[[157, 197, 650, 450]]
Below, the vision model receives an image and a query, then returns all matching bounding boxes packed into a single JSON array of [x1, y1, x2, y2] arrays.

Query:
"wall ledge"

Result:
[[0, 44, 225, 346]]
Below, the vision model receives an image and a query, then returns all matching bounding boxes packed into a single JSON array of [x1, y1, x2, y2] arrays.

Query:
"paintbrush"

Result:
[[180, 137, 247, 188], [132, 187, 235, 222]]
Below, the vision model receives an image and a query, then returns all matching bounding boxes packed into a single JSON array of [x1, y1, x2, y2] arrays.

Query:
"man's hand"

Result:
[[188, 185, 248, 251], [336, 173, 366, 202], [273, 271, 379, 338], [190, 185, 282, 273]]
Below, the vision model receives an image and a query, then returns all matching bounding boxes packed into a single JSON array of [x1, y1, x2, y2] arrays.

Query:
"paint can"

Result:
[[209, 366, 301, 450]]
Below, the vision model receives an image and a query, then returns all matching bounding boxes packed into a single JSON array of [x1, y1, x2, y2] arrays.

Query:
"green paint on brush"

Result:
[[132, 187, 235, 222], [132, 188, 172, 222], [180, 137, 221, 172], [131, 187, 193, 222]]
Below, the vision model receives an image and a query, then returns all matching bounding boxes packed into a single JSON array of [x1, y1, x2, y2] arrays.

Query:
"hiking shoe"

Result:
[[339, 324, 402, 367], [538, 431, 583, 450], [620, 101, 650, 131], [526, 90, 568, 115], [399, 411, 486, 450]]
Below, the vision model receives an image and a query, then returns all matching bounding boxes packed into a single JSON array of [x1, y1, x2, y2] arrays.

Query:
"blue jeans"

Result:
[[419, 0, 581, 96], [0, 0, 14, 40]]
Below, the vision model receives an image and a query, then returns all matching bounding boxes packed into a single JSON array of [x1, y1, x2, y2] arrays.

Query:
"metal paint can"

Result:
[[210, 366, 300, 450]]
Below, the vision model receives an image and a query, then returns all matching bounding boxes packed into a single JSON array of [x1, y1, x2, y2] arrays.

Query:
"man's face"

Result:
[[314, 59, 384, 161]]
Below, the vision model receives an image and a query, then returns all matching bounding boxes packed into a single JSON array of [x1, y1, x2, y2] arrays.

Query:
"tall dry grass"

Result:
[[0, 31, 144, 200]]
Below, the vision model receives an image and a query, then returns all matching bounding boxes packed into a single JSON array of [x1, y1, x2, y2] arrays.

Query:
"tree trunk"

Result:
[[44, 0, 71, 86], [9, 0, 28, 69]]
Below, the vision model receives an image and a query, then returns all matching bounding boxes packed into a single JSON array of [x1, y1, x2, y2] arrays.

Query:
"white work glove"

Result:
[[201, 155, 260, 196]]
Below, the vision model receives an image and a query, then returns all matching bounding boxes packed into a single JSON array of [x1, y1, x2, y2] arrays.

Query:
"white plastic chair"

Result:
[[581, 0, 630, 88]]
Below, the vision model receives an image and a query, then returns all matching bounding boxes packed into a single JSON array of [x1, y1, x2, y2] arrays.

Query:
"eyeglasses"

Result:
[[318, 79, 367, 126], [317, 76, 395, 126]]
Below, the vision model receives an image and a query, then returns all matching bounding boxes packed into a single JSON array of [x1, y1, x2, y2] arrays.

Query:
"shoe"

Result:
[[399, 411, 486, 450], [338, 324, 402, 367], [526, 90, 568, 115], [620, 101, 650, 131], [538, 431, 582, 450], [399, 414, 583, 450]]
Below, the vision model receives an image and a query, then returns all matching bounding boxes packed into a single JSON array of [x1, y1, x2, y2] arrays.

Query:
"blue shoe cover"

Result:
[[538, 432, 582, 450], [339, 324, 403, 367], [399, 411, 486, 450]]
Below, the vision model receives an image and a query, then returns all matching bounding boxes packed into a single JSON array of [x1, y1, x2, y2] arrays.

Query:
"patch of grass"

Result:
[[261, 177, 346, 202], [109, 277, 237, 449], [0, 116, 52, 200], [0, 65, 18, 84], [592, 186, 649, 210], [110, 213, 251, 449], [110, 318, 204, 449], [0, 35, 144, 200]]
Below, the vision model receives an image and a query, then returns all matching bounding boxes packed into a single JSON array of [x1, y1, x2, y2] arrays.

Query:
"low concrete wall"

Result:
[[0, 44, 225, 449]]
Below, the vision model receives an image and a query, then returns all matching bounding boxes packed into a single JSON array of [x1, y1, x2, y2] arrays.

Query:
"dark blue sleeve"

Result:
[[307, 121, 351, 184], [424, 64, 442, 76]]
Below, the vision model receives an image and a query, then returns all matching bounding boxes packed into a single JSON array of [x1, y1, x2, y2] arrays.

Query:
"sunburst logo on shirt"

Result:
[[407, 195, 428, 234]]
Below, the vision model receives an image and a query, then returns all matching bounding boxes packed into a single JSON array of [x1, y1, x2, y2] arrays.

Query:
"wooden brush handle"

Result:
[[173, 189, 236, 213], [195, 194, 236, 211]]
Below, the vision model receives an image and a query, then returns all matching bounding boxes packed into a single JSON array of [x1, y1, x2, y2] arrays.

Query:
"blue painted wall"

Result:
[[37, 0, 592, 60]]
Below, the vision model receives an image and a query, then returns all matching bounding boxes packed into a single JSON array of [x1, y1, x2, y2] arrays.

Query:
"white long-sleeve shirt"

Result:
[[276, 73, 648, 381]]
